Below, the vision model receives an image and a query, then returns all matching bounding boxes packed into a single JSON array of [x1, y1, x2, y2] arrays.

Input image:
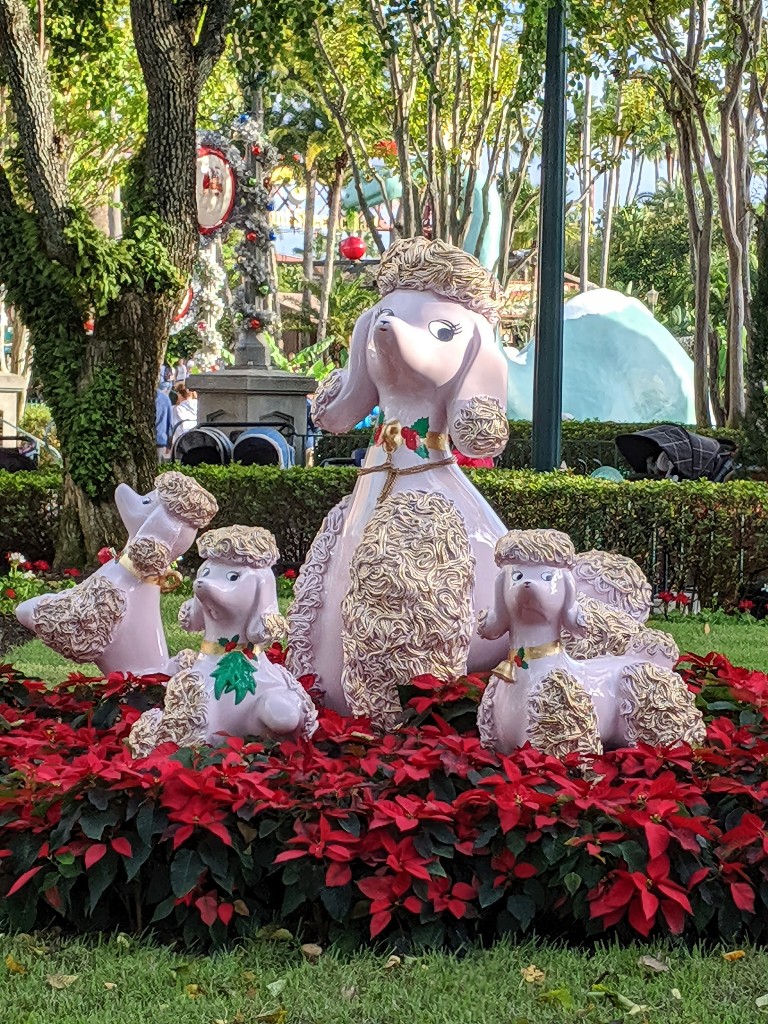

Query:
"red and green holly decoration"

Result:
[[212, 636, 258, 705], [513, 648, 529, 671], [373, 415, 431, 459]]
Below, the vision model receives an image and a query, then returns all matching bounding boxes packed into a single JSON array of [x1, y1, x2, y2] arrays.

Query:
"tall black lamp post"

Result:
[[532, 0, 568, 471]]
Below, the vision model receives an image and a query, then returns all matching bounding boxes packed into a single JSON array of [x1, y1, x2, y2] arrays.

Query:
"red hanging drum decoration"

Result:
[[339, 236, 366, 261]]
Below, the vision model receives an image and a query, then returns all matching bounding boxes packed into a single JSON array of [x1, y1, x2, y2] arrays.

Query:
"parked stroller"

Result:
[[615, 425, 737, 482]]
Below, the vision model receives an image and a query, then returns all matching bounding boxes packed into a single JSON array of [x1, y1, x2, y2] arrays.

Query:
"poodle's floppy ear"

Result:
[[244, 570, 283, 646], [447, 320, 509, 458], [561, 572, 587, 637], [178, 597, 205, 634], [311, 307, 378, 433], [477, 568, 511, 641]]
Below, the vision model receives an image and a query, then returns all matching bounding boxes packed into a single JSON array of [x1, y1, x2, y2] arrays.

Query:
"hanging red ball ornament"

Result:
[[246, 231, 258, 242], [339, 235, 367, 261], [249, 318, 262, 330], [251, 145, 262, 156]]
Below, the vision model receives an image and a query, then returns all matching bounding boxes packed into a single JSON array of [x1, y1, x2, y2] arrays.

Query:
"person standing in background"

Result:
[[171, 385, 198, 442], [155, 388, 173, 462], [173, 358, 187, 389]]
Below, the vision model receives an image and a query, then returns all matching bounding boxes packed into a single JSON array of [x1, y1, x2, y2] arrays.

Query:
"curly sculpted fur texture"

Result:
[[197, 525, 279, 569], [33, 576, 127, 662], [156, 471, 219, 528], [375, 237, 503, 326], [340, 490, 475, 731]]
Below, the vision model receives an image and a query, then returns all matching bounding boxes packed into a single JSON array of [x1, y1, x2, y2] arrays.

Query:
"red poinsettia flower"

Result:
[[4, 588, 16, 600], [62, 568, 81, 578], [588, 853, 692, 936], [96, 547, 116, 565], [426, 875, 477, 918], [657, 591, 675, 604], [283, 569, 297, 580], [675, 593, 690, 607], [358, 872, 421, 937], [739, 599, 755, 612], [32, 560, 50, 572]]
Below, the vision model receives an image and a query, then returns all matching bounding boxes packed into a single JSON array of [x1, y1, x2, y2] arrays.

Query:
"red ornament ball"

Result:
[[246, 231, 257, 242], [249, 318, 262, 330], [339, 235, 366, 261], [251, 145, 261, 156]]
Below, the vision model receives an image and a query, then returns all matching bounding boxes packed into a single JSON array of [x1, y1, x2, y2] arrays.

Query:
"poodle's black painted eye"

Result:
[[142, 498, 152, 505], [226, 571, 240, 582], [428, 320, 461, 342], [511, 570, 524, 581], [541, 571, 554, 582]]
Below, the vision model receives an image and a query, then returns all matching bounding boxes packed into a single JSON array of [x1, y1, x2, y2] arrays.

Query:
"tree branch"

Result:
[[0, 0, 71, 264], [194, 0, 233, 93]]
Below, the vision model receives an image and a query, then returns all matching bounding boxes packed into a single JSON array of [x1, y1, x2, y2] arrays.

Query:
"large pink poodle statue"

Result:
[[129, 526, 317, 756], [15, 473, 218, 676], [288, 237, 511, 730]]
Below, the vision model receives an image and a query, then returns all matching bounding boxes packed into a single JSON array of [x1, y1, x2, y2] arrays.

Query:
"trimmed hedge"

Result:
[[315, 420, 751, 471], [3, 466, 768, 607]]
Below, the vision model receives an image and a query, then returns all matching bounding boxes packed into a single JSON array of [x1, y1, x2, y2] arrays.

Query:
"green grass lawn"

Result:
[[6, 601, 768, 1022], [2, 934, 768, 1024], [8, 596, 768, 681]]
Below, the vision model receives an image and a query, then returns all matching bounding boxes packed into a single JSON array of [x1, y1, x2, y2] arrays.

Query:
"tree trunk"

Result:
[[316, 156, 345, 347], [580, 75, 592, 292], [600, 88, 622, 288], [301, 160, 317, 337]]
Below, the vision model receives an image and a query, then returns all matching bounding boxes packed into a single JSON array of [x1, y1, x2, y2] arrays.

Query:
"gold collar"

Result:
[[199, 639, 263, 657], [118, 553, 183, 594], [492, 641, 563, 684]]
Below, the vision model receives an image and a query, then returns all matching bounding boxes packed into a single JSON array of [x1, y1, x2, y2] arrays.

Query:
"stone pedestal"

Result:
[[194, 364, 316, 466], [0, 374, 26, 447]]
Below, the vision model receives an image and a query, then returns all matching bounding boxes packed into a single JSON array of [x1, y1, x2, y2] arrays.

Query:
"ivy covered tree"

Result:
[[0, 0, 233, 564]]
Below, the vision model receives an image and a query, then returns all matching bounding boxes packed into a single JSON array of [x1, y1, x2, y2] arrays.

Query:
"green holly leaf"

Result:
[[411, 416, 429, 435], [212, 651, 258, 705], [415, 445, 429, 459]]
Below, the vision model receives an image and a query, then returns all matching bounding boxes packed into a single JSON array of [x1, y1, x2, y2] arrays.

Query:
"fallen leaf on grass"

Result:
[[46, 974, 78, 989], [301, 943, 323, 964], [722, 950, 746, 962], [538, 989, 574, 1008], [384, 955, 401, 970], [671, 988, 682, 1001], [267, 979, 286, 998], [703, 622, 711, 635], [341, 985, 358, 1002], [756, 994, 768, 1010], [5, 954, 27, 975], [104, 982, 118, 991], [185, 983, 203, 999], [638, 954, 670, 974], [255, 1010, 287, 1024], [521, 964, 545, 985]]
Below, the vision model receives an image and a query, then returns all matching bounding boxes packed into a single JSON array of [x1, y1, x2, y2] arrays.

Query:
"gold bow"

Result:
[[118, 554, 183, 593], [378, 420, 403, 454]]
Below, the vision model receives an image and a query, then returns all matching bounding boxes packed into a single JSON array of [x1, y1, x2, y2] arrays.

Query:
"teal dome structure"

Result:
[[504, 289, 696, 423]]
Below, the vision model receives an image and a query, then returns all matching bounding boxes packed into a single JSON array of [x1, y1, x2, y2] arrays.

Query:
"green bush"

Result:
[[2, 466, 767, 608], [0, 470, 60, 562], [314, 420, 753, 471]]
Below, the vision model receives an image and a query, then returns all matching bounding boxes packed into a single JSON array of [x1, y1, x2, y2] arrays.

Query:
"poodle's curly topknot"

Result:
[[155, 472, 218, 528], [375, 237, 503, 326], [197, 525, 279, 569], [494, 529, 576, 570]]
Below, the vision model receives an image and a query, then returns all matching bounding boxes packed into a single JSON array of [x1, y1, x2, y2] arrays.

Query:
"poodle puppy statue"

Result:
[[476, 529, 705, 758], [288, 236, 511, 731], [129, 526, 317, 756], [16, 472, 218, 676]]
